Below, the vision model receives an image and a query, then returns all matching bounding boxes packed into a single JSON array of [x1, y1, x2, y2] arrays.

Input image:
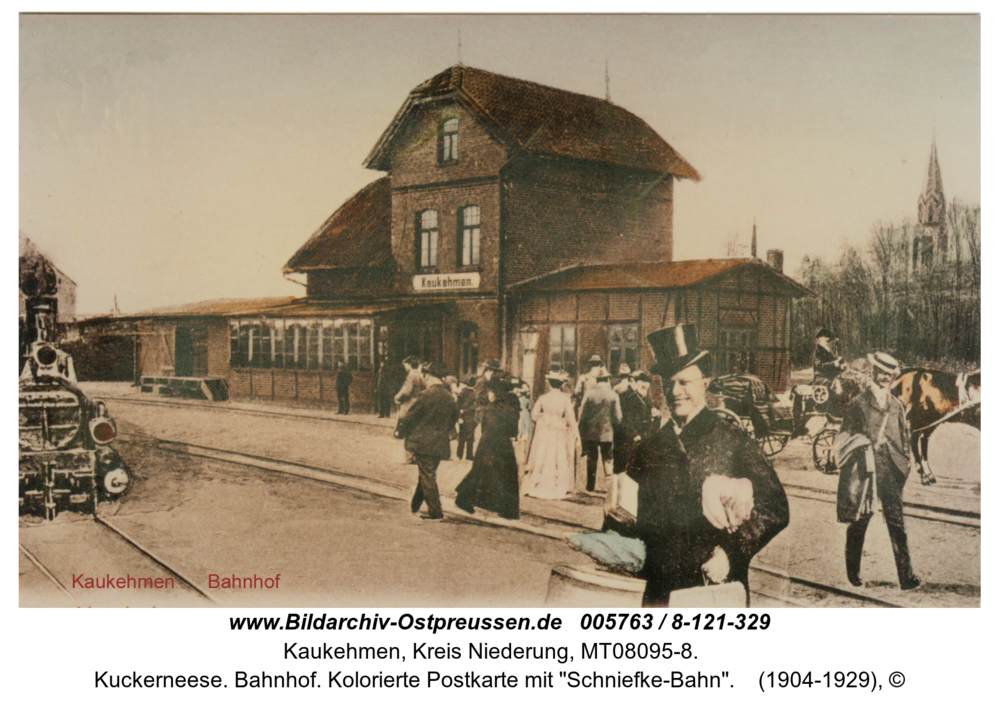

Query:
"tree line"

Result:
[[792, 200, 980, 371]]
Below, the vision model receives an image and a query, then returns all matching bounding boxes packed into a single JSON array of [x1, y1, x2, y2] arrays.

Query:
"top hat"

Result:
[[483, 359, 501, 371], [647, 324, 712, 380], [868, 352, 900, 376], [816, 328, 837, 340], [423, 361, 449, 380], [588, 354, 604, 366]]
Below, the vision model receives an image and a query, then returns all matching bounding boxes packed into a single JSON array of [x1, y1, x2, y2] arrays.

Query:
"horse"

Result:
[[891, 367, 981, 484]]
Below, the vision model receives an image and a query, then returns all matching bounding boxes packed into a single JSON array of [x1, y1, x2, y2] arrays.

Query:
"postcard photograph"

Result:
[[18, 13, 980, 609]]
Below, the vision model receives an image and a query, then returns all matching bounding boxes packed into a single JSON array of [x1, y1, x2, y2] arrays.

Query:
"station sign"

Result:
[[412, 273, 481, 291]]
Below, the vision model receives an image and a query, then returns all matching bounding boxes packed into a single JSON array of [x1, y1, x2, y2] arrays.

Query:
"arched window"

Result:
[[416, 210, 439, 268], [459, 322, 479, 377], [439, 117, 459, 163], [458, 205, 481, 266]]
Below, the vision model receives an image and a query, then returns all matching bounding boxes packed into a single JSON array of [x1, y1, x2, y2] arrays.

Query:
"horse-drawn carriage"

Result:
[[709, 369, 865, 470], [708, 374, 791, 457]]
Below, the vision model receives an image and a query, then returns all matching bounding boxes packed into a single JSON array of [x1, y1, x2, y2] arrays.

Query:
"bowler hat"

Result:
[[632, 369, 652, 383], [816, 328, 837, 340], [868, 352, 900, 376], [423, 361, 449, 380], [647, 324, 712, 380]]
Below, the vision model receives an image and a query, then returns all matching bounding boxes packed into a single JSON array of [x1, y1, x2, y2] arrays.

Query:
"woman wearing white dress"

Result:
[[523, 371, 579, 500]]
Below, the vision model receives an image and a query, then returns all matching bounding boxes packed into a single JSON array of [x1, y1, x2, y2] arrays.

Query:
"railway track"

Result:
[[19, 515, 216, 605], [150, 436, 913, 608]]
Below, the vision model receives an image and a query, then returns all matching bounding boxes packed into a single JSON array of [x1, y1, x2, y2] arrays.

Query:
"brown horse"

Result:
[[891, 368, 981, 483]]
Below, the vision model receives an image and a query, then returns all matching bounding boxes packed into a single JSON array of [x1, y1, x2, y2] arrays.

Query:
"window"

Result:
[[417, 210, 439, 268], [459, 205, 481, 266], [719, 327, 757, 375], [549, 324, 577, 378], [439, 118, 459, 163], [459, 322, 479, 376], [229, 318, 376, 371], [608, 324, 640, 374]]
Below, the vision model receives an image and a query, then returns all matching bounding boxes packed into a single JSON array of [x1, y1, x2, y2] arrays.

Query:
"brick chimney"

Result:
[[766, 249, 784, 273]]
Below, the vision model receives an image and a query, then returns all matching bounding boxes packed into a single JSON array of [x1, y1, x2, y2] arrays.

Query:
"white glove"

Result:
[[702, 475, 754, 532], [702, 546, 730, 584]]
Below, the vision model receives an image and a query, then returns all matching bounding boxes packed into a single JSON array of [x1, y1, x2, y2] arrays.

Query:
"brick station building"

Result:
[[125, 65, 808, 411]]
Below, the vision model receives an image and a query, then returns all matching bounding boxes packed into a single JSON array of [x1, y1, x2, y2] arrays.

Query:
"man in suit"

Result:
[[578, 367, 622, 494], [841, 352, 919, 590], [394, 361, 459, 521], [574, 354, 605, 416], [627, 324, 789, 607], [614, 370, 660, 476], [334, 361, 353, 415]]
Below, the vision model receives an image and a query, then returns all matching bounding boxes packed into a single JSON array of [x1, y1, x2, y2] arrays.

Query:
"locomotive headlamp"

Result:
[[89, 415, 116, 444], [34, 344, 59, 367]]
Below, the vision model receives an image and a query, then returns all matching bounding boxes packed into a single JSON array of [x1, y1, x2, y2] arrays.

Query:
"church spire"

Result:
[[916, 137, 948, 267]]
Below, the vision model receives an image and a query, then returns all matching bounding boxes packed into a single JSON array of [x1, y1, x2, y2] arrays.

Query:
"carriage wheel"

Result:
[[714, 408, 746, 432], [812, 428, 838, 473], [759, 433, 789, 457], [812, 386, 830, 405]]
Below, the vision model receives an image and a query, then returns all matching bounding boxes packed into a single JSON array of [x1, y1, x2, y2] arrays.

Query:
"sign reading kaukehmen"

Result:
[[412, 273, 481, 291]]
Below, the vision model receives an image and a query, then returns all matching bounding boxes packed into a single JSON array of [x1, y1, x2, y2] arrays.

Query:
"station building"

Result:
[[123, 65, 808, 411]]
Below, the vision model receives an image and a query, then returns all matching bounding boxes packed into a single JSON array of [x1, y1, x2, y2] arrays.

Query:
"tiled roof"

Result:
[[120, 297, 452, 319], [124, 297, 299, 318], [283, 177, 392, 272], [366, 65, 700, 179], [510, 259, 812, 297]]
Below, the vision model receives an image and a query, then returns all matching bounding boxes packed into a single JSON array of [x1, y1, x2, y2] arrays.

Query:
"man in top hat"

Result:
[[839, 352, 919, 590], [394, 361, 459, 521], [812, 328, 846, 385], [574, 354, 605, 416], [577, 366, 622, 495], [792, 328, 847, 437], [627, 324, 789, 607]]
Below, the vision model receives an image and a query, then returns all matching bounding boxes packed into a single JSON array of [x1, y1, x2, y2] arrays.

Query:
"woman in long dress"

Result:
[[455, 376, 521, 520], [523, 371, 579, 500]]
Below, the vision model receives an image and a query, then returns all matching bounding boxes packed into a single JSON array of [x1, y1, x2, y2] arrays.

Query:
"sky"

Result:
[[18, 13, 980, 315]]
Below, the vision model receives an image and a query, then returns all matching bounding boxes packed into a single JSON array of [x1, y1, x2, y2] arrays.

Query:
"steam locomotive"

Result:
[[19, 291, 132, 520]]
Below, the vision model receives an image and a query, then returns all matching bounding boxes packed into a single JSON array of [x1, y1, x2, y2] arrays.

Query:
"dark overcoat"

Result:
[[578, 385, 622, 443], [457, 388, 477, 426], [812, 345, 843, 384], [627, 407, 790, 605], [614, 388, 658, 475], [396, 383, 458, 460], [456, 393, 521, 520]]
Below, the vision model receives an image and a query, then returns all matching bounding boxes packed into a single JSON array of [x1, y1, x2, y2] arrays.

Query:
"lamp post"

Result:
[[519, 325, 540, 395]]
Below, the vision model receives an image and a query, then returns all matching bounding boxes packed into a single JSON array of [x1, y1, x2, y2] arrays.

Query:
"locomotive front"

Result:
[[18, 294, 131, 520]]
